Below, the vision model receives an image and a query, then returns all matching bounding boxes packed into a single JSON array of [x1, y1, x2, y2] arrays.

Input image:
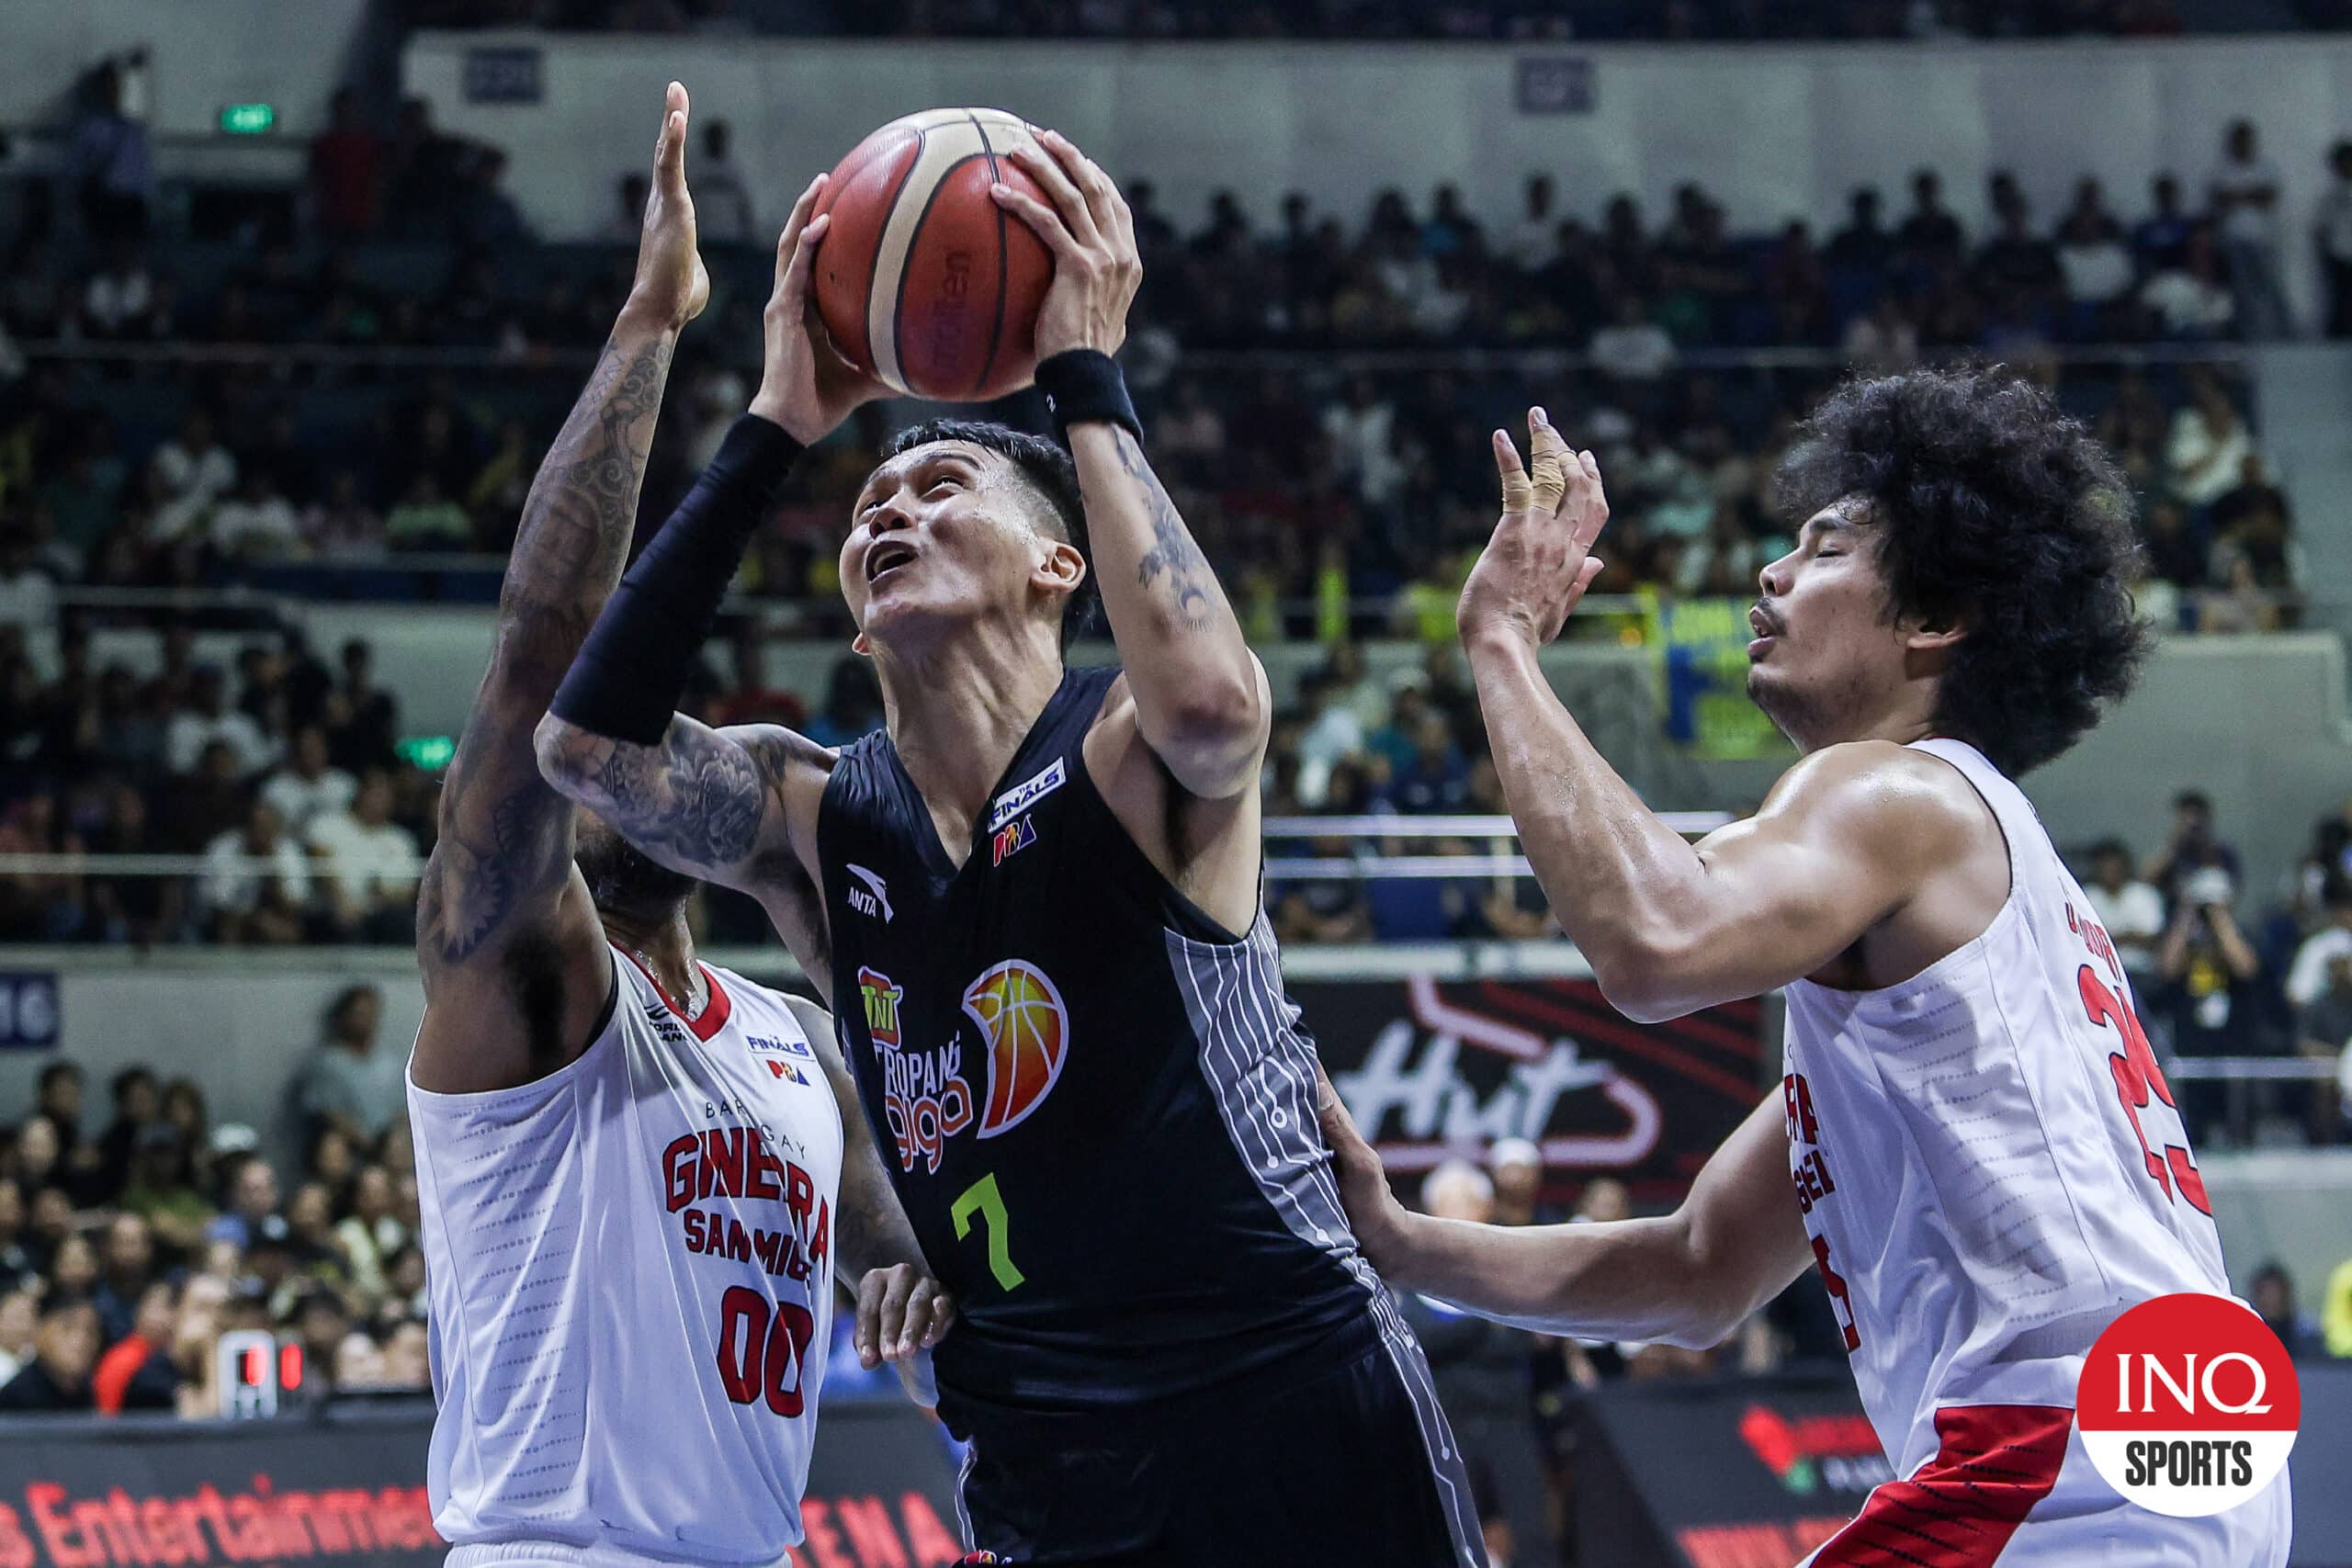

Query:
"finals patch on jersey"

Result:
[[988, 758, 1066, 833]]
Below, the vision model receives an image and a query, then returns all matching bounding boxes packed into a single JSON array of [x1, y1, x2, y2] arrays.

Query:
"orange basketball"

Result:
[[962, 961, 1069, 1136], [812, 108, 1055, 403]]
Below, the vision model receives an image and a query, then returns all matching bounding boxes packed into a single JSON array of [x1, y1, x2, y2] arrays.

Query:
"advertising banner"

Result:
[[0, 1403, 967, 1568], [1303, 976, 1766, 1203]]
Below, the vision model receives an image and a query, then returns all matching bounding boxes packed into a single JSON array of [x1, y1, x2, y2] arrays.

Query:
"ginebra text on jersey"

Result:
[[662, 1124, 833, 1282]]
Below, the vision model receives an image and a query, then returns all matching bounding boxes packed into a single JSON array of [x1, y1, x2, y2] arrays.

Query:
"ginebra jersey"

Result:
[[408, 948, 842, 1568], [1782, 739, 2233, 1495]]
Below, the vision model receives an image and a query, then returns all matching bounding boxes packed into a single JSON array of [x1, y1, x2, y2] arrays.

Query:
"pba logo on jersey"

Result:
[[2077, 1292, 2299, 1517], [961, 960, 1069, 1136], [990, 815, 1037, 865]]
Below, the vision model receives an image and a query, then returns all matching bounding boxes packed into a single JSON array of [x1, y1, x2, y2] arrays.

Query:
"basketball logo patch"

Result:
[[961, 960, 1069, 1137]]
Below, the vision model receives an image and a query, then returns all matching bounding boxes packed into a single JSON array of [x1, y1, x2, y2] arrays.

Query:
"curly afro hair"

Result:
[[1771, 367, 2151, 775]]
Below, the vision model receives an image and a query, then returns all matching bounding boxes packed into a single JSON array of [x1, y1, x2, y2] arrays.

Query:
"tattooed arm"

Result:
[[412, 85, 708, 1095], [994, 130, 1271, 801], [533, 714, 837, 1000]]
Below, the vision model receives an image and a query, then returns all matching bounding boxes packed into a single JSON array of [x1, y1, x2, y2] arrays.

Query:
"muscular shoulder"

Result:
[[1760, 740, 1996, 873]]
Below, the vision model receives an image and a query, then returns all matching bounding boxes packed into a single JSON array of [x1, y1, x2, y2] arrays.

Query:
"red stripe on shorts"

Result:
[[1809, 1404, 2074, 1567]]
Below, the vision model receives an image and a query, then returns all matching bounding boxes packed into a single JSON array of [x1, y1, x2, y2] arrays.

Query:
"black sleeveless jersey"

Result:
[[817, 665, 1382, 1414]]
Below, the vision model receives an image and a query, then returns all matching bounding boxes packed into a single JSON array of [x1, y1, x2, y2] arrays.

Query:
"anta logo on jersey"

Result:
[[859, 961, 1072, 1173], [991, 815, 1036, 865]]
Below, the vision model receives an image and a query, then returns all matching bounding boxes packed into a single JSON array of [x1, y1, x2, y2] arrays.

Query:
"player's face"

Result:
[[841, 442, 1071, 653], [1746, 501, 1914, 751]]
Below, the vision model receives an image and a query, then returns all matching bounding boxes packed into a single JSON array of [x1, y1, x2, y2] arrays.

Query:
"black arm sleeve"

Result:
[[548, 413, 803, 745]]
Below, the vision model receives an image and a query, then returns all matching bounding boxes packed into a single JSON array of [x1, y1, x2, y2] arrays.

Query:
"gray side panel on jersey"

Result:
[[1165, 918, 1487, 1568]]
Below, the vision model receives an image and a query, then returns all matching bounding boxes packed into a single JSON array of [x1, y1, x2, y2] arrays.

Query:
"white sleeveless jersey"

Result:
[[408, 950, 843, 1568], [1783, 739, 2289, 1564]]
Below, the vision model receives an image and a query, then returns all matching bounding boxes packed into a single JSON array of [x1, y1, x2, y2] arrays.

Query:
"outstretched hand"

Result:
[[1314, 1063, 1413, 1270], [989, 127, 1142, 361], [749, 173, 893, 446], [1457, 408, 1611, 653], [625, 82, 710, 331]]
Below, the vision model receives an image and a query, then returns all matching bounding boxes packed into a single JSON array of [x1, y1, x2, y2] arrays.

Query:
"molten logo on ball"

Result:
[[2076, 1292, 2298, 1517], [962, 960, 1069, 1137]]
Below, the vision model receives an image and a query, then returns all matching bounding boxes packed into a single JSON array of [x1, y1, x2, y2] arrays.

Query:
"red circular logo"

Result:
[[2076, 1292, 2299, 1517]]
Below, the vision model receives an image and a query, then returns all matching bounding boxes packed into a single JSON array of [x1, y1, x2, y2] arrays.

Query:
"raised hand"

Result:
[[1457, 407, 1611, 653], [749, 173, 892, 446], [625, 82, 710, 332], [989, 127, 1142, 360]]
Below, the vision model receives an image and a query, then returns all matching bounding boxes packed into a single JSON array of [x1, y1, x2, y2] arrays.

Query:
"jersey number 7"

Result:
[[2077, 964, 2211, 1217]]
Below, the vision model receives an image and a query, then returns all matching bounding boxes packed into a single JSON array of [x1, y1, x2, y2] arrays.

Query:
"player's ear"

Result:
[[1033, 538, 1085, 599], [1903, 612, 1967, 655]]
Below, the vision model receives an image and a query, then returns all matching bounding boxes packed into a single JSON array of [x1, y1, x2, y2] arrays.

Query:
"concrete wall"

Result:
[[409, 32, 2352, 318], [0, 0, 371, 137]]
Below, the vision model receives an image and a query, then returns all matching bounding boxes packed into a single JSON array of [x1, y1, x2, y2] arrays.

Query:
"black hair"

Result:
[[1771, 367, 2150, 775], [36, 1064, 80, 1094], [2176, 790, 2213, 814], [882, 419, 1099, 648]]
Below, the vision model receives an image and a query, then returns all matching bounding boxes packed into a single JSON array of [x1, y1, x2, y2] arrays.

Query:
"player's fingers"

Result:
[[656, 83, 689, 192], [778, 212, 830, 315], [1039, 128, 1120, 236], [1569, 448, 1611, 552], [918, 1289, 956, 1348], [1493, 429, 1534, 517], [1005, 141, 1105, 250], [1527, 407, 1568, 515], [875, 1266, 917, 1359], [989, 183, 1085, 262], [853, 1269, 889, 1368], [1313, 1063, 1367, 1158], [893, 1278, 942, 1358]]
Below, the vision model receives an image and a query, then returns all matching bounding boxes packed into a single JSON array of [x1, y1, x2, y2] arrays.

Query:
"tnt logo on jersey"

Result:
[[2078, 1292, 2299, 1517], [865, 966, 976, 1175], [990, 815, 1036, 865]]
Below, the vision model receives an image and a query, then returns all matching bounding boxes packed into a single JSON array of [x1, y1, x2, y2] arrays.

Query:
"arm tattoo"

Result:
[[1117, 431, 1214, 631], [425, 328, 677, 970], [591, 724, 766, 873]]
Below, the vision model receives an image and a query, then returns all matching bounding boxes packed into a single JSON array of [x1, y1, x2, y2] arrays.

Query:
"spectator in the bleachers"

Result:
[[1587, 290, 1677, 380], [605, 172, 651, 243], [2085, 838, 2165, 976], [2207, 118, 2290, 338], [2132, 171, 2193, 274], [165, 667, 274, 777], [2136, 496, 2204, 593], [2146, 790, 2243, 904], [309, 88, 380, 239], [2317, 140, 2352, 340], [1322, 374, 1406, 506], [262, 725, 356, 838], [93, 1067, 158, 1203], [71, 60, 153, 244], [327, 640, 399, 773], [1501, 175, 1558, 270], [797, 655, 883, 748], [303, 470, 387, 559], [308, 768, 422, 942], [284, 1184, 349, 1292], [1274, 817, 1374, 946], [2055, 179, 2135, 333], [81, 241, 156, 341], [2251, 1262, 2322, 1358], [1393, 711, 1471, 815], [47, 1234, 97, 1303], [92, 1280, 178, 1413], [1894, 167, 1966, 267], [2286, 880, 2352, 1010], [695, 118, 756, 244], [166, 741, 252, 862], [0, 528, 58, 632], [198, 799, 309, 945], [2140, 222, 2236, 339], [148, 409, 239, 544], [0, 1289, 31, 1382], [2296, 951, 2352, 1142], [0, 1296, 99, 1412], [284, 984, 403, 1159], [2152, 865, 2265, 1141], [384, 472, 475, 552], [335, 1165, 406, 1299], [207, 469, 302, 560], [119, 1126, 212, 1258], [0, 1182, 31, 1292], [1826, 186, 1891, 275], [91, 1213, 153, 1345], [204, 1154, 280, 1252], [1487, 1139, 1552, 1228], [705, 632, 805, 729], [383, 97, 467, 239], [2165, 367, 2256, 508], [0, 792, 87, 942]]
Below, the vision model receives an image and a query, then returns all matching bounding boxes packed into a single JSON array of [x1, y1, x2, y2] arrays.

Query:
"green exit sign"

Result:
[[219, 103, 277, 135]]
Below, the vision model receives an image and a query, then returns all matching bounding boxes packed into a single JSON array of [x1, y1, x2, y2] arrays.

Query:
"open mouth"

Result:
[[866, 541, 917, 584], [1748, 604, 1783, 639]]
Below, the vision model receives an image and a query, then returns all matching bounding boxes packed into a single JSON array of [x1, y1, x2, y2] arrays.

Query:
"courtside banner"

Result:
[[1300, 977, 1763, 1201], [0, 1403, 967, 1568]]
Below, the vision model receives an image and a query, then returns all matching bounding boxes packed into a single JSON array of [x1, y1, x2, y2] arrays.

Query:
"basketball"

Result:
[[963, 960, 1069, 1136], [811, 107, 1056, 402]]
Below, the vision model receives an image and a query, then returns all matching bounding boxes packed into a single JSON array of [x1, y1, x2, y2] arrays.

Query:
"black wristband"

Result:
[[548, 414, 803, 747], [1035, 348, 1142, 449]]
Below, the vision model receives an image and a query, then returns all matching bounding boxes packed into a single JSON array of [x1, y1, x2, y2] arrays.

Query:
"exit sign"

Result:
[[219, 103, 277, 135]]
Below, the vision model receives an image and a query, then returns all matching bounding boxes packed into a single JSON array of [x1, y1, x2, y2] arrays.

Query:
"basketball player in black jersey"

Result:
[[535, 131, 1485, 1565]]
